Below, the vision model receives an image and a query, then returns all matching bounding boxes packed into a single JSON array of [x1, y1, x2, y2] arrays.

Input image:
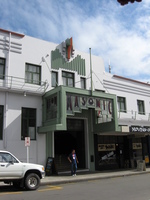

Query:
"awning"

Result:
[[96, 131, 148, 137], [118, 118, 150, 126], [97, 131, 131, 136]]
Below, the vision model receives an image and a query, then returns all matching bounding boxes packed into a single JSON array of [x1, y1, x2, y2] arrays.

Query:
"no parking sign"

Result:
[[25, 137, 30, 147]]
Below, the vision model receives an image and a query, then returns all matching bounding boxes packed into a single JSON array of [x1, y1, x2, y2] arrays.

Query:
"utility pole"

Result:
[[89, 48, 93, 96]]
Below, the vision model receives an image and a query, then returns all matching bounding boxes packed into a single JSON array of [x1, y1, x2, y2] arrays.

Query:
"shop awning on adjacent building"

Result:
[[118, 118, 150, 126], [96, 131, 149, 137], [96, 119, 150, 137], [96, 131, 131, 136]]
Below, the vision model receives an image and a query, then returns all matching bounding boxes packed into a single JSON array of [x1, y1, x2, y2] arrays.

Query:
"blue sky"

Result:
[[0, 0, 150, 82]]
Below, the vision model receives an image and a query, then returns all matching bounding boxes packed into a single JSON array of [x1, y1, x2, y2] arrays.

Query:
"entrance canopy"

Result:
[[38, 85, 119, 134], [118, 118, 150, 126]]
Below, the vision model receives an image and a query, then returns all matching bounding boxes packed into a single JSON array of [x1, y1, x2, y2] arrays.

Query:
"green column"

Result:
[[46, 132, 53, 158]]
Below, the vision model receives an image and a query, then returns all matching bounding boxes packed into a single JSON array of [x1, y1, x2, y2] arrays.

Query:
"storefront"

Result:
[[94, 124, 150, 171], [38, 86, 119, 172], [129, 125, 150, 168]]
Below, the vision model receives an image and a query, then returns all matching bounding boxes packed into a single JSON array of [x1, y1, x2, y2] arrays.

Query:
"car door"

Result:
[[0, 152, 23, 179]]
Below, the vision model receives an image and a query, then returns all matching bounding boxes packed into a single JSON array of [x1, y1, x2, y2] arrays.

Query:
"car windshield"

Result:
[[0, 153, 19, 163]]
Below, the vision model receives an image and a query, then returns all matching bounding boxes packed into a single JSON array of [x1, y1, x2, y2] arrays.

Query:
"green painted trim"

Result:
[[38, 86, 67, 133], [113, 96, 120, 132], [51, 49, 86, 76], [38, 86, 119, 134], [46, 132, 52, 157], [93, 95, 119, 133], [38, 124, 66, 133], [40, 86, 120, 172]]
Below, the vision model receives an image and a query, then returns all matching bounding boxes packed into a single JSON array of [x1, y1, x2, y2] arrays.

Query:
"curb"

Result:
[[41, 170, 150, 186]]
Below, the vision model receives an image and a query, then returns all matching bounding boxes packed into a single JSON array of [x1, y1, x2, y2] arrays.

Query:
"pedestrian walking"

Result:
[[68, 149, 79, 176]]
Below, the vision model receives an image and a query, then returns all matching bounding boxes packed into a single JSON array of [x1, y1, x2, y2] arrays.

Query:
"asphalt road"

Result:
[[1, 174, 150, 200]]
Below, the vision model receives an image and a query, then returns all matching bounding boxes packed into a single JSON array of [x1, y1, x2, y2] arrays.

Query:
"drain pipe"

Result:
[[3, 32, 11, 149]]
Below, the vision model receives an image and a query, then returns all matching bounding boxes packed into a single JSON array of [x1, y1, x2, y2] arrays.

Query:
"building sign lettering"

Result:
[[132, 143, 142, 150], [98, 144, 116, 151], [130, 126, 150, 133], [67, 94, 112, 111], [67, 94, 113, 122]]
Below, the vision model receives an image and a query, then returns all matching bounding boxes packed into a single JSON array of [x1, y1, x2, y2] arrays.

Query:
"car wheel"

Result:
[[25, 173, 40, 190]]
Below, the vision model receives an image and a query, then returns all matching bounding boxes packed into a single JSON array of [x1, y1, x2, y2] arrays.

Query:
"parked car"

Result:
[[0, 150, 45, 190]]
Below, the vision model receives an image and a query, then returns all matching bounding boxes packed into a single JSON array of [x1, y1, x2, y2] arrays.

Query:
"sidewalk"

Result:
[[1, 168, 150, 187], [41, 168, 150, 186]]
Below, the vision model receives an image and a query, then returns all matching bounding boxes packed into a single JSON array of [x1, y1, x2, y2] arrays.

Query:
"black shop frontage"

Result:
[[94, 125, 150, 171]]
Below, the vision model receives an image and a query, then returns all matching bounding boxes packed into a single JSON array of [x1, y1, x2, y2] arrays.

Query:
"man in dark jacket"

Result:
[[68, 149, 79, 176]]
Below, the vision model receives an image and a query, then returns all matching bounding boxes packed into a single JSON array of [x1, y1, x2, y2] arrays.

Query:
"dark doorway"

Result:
[[54, 119, 86, 172]]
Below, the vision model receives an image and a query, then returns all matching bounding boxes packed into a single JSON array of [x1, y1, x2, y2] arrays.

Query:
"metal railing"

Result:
[[118, 110, 150, 121], [0, 74, 49, 95]]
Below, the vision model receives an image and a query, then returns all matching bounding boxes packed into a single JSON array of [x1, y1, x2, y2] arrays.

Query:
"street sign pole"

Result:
[[25, 137, 30, 163], [27, 146, 29, 163]]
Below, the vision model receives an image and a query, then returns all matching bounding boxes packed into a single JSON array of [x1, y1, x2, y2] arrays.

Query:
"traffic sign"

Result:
[[25, 137, 30, 147]]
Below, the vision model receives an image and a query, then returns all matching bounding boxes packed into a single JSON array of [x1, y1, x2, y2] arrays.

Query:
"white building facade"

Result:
[[0, 28, 150, 172]]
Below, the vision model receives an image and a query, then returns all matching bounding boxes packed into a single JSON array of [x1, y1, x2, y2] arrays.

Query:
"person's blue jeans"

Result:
[[71, 162, 77, 175]]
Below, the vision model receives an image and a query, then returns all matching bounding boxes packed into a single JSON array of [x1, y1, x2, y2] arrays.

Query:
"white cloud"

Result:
[[0, 0, 150, 82]]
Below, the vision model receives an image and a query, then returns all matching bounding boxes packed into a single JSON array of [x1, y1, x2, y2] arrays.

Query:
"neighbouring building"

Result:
[[0, 28, 150, 173]]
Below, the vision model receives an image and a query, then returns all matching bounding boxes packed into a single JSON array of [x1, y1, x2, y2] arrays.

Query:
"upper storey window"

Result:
[[137, 100, 145, 115], [117, 96, 126, 113], [0, 105, 4, 140], [51, 71, 58, 87], [25, 63, 41, 85], [81, 77, 86, 89], [62, 71, 74, 87], [0, 58, 5, 79]]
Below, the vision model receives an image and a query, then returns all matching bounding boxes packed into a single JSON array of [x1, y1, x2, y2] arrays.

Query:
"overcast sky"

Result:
[[0, 0, 150, 82]]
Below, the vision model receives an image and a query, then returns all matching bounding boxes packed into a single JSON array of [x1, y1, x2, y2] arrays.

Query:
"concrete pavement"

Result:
[[41, 167, 150, 186], [1, 168, 150, 187]]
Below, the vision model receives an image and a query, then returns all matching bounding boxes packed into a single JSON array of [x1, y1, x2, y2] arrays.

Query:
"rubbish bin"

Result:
[[137, 160, 146, 171]]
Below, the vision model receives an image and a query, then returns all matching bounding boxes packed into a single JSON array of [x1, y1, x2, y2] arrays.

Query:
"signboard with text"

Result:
[[130, 126, 150, 133], [25, 137, 30, 147], [98, 144, 116, 151], [66, 94, 113, 123]]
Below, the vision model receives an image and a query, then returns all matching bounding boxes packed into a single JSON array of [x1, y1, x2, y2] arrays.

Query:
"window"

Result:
[[0, 105, 4, 140], [137, 100, 145, 115], [0, 58, 5, 79], [62, 71, 74, 87], [51, 71, 58, 87], [0, 152, 18, 163], [21, 108, 36, 140], [117, 97, 126, 112], [25, 63, 41, 85], [46, 95, 57, 120], [81, 77, 86, 89]]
